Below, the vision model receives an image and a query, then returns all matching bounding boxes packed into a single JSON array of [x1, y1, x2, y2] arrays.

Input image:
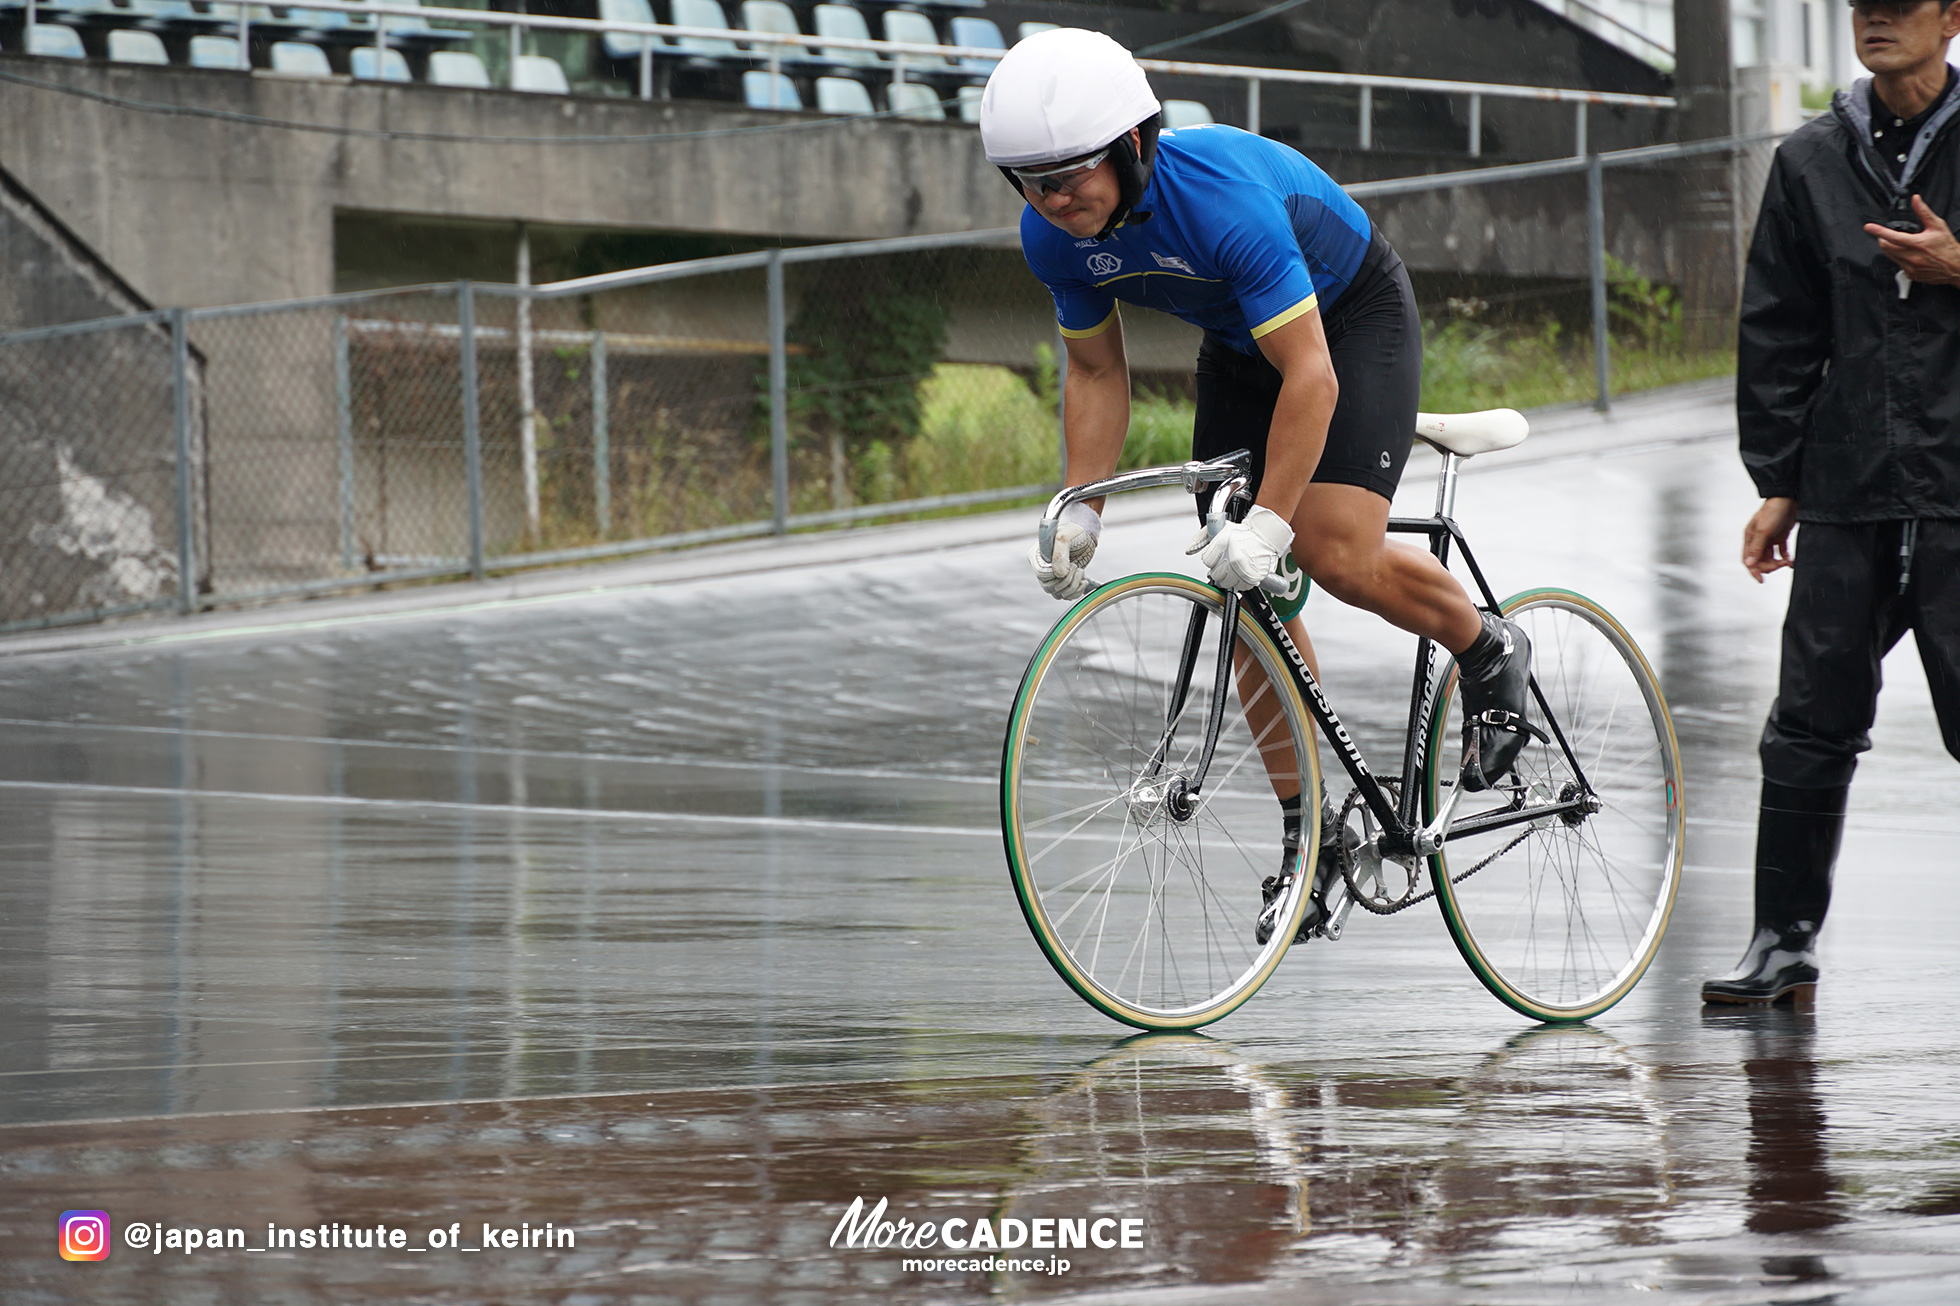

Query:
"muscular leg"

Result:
[[1288, 482, 1483, 655], [1231, 615, 1318, 802]]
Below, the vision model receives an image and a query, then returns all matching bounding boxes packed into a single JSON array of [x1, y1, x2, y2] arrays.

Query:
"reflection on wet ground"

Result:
[[4, 384, 1960, 1301]]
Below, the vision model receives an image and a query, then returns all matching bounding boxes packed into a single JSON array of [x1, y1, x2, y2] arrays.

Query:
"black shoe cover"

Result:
[[1701, 925, 1820, 1004], [1255, 800, 1345, 946], [1458, 613, 1536, 793]]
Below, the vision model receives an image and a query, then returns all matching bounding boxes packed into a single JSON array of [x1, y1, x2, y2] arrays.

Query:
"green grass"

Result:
[[872, 329, 1733, 509]]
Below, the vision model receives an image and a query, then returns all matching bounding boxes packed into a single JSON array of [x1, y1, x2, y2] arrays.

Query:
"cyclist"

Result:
[[982, 29, 1535, 943]]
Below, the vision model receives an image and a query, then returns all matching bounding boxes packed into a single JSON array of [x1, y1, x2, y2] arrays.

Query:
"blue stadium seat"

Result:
[[26, 23, 86, 56], [814, 75, 872, 114], [880, 9, 950, 70], [888, 80, 944, 120], [598, 0, 664, 61], [107, 28, 170, 62], [1161, 99, 1215, 130], [1016, 22, 1056, 42], [512, 53, 570, 92], [350, 44, 411, 80], [742, 68, 800, 109], [948, 15, 1002, 73], [739, 0, 815, 66], [268, 40, 332, 74], [669, 0, 740, 57], [955, 84, 982, 122], [426, 49, 491, 86], [812, 3, 880, 67], [188, 33, 242, 66]]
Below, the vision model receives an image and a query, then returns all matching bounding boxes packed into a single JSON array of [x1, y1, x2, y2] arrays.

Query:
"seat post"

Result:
[[1434, 450, 1462, 519]]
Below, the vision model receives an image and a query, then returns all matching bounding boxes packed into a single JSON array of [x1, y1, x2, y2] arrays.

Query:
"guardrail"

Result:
[[58, 0, 1677, 157]]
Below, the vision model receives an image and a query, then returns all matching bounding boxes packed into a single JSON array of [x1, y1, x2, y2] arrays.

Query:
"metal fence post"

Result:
[[1467, 92, 1481, 157], [1246, 78, 1261, 136], [516, 224, 540, 535], [767, 248, 789, 536], [1359, 85, 1373, 150], [1588, 153, 1610, 413], [459, 281, 487, 579], [591, 328, 610, 535], [170, 307, 197, 615], [335, 313, 356, 570], [1574, 101, 1588, 159]]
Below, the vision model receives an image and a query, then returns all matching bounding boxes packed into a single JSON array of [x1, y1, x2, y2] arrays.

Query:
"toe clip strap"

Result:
[[1468, 709, 1550, 743]]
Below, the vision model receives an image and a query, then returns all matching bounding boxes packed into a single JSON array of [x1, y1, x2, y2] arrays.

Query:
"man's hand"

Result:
[[1743, 497, 1799, 582], [1188, 505, 1293, 591], [1030, 502, 1100, 600], [1865, 196, 1960, 287]]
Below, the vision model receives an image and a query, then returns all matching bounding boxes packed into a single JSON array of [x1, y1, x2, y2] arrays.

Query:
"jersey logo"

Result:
[[1086, 252, 1123, 278], [1150, 251, 1196, 275], [1073, 239, 1099, 249]]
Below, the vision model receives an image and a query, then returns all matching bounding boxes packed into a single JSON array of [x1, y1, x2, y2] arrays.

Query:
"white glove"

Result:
[[1030, 502, 1101, 601], [1187, 505, 1294, 592]]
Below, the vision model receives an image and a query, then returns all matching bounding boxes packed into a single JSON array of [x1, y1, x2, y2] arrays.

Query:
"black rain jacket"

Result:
[[1737, 77, 1960, 522]]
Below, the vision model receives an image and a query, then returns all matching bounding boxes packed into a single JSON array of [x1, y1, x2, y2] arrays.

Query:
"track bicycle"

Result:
[[999, 411, 1685, 1029]]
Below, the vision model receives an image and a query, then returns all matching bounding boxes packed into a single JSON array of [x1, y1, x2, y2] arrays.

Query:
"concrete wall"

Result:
[[0, 166, 207, 627], [0, 58, 1024, 311]]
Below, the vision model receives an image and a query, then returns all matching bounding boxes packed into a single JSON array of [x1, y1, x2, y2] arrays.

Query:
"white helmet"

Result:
[[979, 28, 1163, 240]]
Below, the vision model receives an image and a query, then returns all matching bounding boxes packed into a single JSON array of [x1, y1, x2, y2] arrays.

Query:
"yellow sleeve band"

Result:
[[1059, 305, 1118, 339], [1249, 294, 1319, 340]]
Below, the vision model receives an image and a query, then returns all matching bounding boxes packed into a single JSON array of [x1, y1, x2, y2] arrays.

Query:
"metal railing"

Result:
[[64, 0, 1678, 157]]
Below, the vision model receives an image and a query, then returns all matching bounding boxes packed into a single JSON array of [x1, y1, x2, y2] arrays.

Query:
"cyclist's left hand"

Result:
[[1188, 505, 1293, 592]]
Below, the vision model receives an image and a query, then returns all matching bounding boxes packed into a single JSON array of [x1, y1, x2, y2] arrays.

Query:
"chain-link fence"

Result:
[[0, 132, 1784, 637]]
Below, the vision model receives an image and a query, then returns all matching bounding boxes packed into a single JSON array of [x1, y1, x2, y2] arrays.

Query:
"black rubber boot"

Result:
[[1457, 612, 1539, 793], [1256, 794, 1345, 945], [1701, 782, 1846, 1005]]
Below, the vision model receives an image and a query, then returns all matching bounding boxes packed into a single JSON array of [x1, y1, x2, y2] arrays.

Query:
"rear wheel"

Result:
[[1425, 589, 1684, 1022], [1002, 575, 1320, 1030]]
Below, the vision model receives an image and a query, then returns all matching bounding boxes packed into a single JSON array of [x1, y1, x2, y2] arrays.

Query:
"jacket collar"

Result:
[[1833, 73, 1960, 200]]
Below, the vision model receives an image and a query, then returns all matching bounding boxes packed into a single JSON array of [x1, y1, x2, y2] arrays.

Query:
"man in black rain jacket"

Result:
[[1705, 0, 1960, 1004]]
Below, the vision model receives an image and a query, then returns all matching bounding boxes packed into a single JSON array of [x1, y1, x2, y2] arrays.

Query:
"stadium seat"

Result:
[[947, 15, 1002, 73], [814, 75, 872, 114], [955, 83, 982, 123], [880, 9, 950, 69], [1161, 99, 1215, 129], [350, 45, 411, 80], [107, 28, 170, 63], [268, 40, 333, 74], [888, 80, 943, 120], [1016, 21, 1056, 42], [188, 33, 241, 66], [669, 0, 740, 56], [739, 0, 814, 65], [813, 4, 880, 67], [598, 0, 663, 60], [513, 53, 570, 92], [26, 23, 86, 56], [427, 49, 491, 86], [741, 67, 800, 109]]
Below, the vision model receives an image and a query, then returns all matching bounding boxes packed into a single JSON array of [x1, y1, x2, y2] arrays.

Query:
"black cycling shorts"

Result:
[[1190, 233, 1422, 517]]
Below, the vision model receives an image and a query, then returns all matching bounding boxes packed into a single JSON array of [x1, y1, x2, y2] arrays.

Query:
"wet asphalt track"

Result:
[[3, 380, 1959, 1304]]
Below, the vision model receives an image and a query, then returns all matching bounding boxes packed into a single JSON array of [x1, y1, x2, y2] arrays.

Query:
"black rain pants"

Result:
[[1760, 519, 1960, 789]]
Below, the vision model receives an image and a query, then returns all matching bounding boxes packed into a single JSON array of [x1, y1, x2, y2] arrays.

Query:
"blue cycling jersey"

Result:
[[1019, 124, 1374, 356]]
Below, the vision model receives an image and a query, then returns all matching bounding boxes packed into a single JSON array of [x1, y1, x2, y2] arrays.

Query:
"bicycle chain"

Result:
[[1334, 779, 1536, 915]]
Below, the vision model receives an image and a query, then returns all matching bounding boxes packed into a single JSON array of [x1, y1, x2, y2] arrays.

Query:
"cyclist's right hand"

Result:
[[1031, 502, 1101, 600]]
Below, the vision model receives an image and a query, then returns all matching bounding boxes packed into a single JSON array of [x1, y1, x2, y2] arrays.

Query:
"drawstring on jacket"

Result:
[[1899, 519, 1919, 595]]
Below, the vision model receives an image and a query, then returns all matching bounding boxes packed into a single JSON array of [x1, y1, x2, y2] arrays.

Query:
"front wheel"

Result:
[[1425, 589, 1685, 1022], [1001, 575, 1321, 1030]]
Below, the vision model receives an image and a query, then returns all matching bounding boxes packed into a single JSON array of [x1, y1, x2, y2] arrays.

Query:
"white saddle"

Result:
[[1414, 409, 1530, 458]]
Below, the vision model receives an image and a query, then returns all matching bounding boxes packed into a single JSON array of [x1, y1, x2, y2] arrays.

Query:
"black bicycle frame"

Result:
[[1180, 509, 1598, 862]]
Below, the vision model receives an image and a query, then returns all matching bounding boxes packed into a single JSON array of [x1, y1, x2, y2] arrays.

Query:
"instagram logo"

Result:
[[59, 1211, 111, 1261]]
